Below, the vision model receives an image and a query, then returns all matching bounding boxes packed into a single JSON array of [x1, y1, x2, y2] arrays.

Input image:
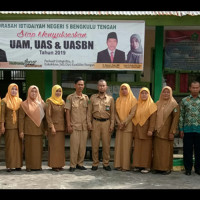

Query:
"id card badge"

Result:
[[105, 105, 110, 111]]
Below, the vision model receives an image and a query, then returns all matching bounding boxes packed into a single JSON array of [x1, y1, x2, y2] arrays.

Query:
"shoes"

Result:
[[7, 168, 12, 172], [132, 167, 140, 172], [162, 170, 171, 175], [52, 168, 59, 172], [103, 165, 111, 171], [91, 166, 98, 171], [76, 165, 87, 170], [26, 168, 31, 172], [7, 168, 22, 172], [69, 167, 75, 172], [141, 169, 150, 174], [195, 170, 200, 175], [31, 168, 42, 171], [114, 167, 121, 171], [185, 170, 191, 175], [151, 170, 158, 174]]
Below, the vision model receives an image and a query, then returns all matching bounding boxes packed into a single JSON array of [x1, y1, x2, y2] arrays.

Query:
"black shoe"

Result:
[[31, 168, 42, 171], [151, 170, 158, 174], [69, 167, 75, 172], [91, 166, 98, 171], [7, 168, 12, 172], [195, 170, 200, 175], [185, 170, 191, 175], [162, 170, 171, 175], [15, 168, 21, 171], [114, 167, 121, 171], [103, 165, 111, 171], [26, 168, 31, 172], [76, 165, 87, 170], [52, 168, 59, 172]]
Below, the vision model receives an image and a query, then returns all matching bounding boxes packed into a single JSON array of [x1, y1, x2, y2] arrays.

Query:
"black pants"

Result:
[[183, 132, 200, 172]]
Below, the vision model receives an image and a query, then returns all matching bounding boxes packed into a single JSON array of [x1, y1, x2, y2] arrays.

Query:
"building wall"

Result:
[[26, 70, 45, 99], [1, 13, 200, 100], [141, 29, 155, 82]]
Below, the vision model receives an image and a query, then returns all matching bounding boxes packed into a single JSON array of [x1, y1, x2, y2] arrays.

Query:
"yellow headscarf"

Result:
[[116, 83, 137, 121], [46, 85, 64, 105], [132, 87, 157, 126], [155, 86, 178, 133], [2, 83, 22, 124]]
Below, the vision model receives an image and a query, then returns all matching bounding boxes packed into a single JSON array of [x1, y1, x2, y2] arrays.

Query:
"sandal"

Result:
[[141, 169, 150, 174]]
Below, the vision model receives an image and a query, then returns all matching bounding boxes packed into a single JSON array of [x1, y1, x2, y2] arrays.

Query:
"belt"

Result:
[[93, 117, 109, 122]]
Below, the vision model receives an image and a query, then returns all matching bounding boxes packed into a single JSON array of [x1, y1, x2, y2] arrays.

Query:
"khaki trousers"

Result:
[[70, 130, 88, 168], [91, 119, 111, 167]]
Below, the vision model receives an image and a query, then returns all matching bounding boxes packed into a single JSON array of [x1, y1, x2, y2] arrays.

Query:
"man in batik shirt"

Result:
[[179, 81, 200, 176]]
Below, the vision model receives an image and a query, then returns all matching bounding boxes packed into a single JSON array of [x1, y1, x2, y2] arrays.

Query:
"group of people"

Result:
[[0, 78, 199, 176]]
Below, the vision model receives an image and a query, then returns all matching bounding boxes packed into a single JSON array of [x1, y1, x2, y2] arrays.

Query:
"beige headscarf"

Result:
[[132, 87, 157, 126], [21, 85, 45, 127], [155, 86, 178, 133], [116, 83, 137, 121], [2, 83, 22, 124]]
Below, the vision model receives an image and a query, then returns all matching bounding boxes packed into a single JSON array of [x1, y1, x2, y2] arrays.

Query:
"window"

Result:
[[0, 71, 3, 80], [11, 70, 26, 80], [0, 70, 26, 80]]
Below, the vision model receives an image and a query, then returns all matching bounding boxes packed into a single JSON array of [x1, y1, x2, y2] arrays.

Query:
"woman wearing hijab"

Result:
[[0, 83, 23, 172], [126, 34, 143, 64], [46, 85, 66, 172], [19, 85, 46, 172], [152, 86, 180, 175], [114, 83, 137, 171], [132, 87, 157, 173]]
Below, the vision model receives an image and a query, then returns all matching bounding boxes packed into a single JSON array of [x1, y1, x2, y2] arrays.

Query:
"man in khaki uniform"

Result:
[[65, 77, 89, 172], [88, 79, 115, 171]]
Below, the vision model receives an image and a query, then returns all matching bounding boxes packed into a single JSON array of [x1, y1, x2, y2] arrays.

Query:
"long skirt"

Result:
[[48, 131, 65, 168], [152, 137, 173, 171], [114, 130, 133, 170], [132, 138, 152, 169], [4, 129, 23, 169], [24, 134, 43, 170]]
